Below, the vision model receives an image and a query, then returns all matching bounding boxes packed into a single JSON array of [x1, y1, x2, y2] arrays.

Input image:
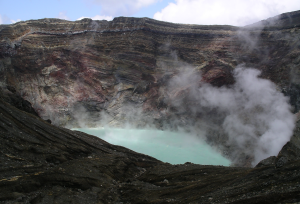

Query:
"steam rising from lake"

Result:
[[72, 67, 295, 166], [166, 67, 295, 165]]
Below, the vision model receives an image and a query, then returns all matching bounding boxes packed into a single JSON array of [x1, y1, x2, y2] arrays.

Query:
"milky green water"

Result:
[[74, 128, 231, 166]]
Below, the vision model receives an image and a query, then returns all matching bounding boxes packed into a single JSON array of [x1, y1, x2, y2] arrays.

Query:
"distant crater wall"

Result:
[[0, 15, 299, 127]]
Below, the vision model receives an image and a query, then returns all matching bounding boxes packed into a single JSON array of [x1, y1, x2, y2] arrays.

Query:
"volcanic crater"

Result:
[[0, 10, 300, 203]]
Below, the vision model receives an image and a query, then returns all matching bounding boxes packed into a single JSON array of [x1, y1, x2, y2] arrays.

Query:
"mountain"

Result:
[[0, 10, 300, 203]]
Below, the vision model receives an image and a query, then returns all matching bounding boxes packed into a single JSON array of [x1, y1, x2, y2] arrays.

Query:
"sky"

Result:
[[0, 0, 299, 26]]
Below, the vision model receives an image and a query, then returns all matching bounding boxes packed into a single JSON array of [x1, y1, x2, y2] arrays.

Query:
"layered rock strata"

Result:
[[0, 11, 299, 127]]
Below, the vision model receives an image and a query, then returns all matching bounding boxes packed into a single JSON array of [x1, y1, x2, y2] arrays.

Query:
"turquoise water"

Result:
[[74, 128, 231, 166]]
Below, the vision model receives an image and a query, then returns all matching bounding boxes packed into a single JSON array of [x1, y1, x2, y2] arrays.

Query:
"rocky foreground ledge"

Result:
[[0, 88, 299, 204]]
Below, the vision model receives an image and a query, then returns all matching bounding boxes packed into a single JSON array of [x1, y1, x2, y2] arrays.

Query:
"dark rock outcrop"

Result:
[[256, 114, 300, 168], [0, 86, 39, 117], [275, 117, 300, 167]]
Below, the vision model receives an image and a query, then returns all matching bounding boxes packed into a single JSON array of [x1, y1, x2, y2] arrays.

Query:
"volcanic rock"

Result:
[[1, 10, 300, 203], [0, 86, 39, 117], [0, 90, 299, 203]]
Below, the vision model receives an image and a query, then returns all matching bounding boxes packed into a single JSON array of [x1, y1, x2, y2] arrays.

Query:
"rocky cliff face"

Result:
[[0, 11, 299, 127], [1, 11, 300, 166], [0, 17, 239, 126]]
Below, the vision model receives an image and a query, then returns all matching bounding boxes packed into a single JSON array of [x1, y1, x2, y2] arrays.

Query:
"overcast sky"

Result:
[[0, 0, 299, 26]]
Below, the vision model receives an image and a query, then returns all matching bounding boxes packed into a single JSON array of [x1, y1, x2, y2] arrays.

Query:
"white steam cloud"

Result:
[[167, 66, 295, 165]]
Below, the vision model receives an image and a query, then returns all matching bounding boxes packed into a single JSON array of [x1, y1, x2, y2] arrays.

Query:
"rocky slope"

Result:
[[0, 90, 300, 203]]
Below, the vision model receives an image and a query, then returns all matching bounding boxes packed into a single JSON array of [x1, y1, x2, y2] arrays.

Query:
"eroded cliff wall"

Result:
[[0, 12, 299, 126]]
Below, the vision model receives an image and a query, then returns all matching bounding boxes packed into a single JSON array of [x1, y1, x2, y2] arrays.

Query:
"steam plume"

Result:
[[167, 66, 295, 165], [69, 62, 295, 166]]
